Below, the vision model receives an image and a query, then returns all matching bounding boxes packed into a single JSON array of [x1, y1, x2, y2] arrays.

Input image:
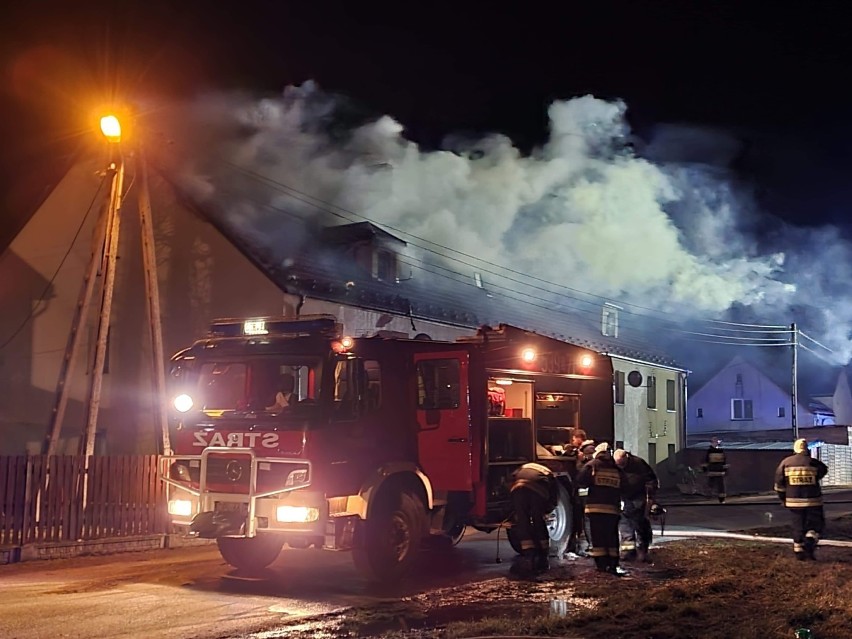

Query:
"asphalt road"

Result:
[[0, 491, 849, 639]]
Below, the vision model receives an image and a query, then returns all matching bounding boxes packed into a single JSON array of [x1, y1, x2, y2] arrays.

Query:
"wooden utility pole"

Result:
[[82, 157, 125, 457], [46, 114, 171, 459], [791, 322, 799, 440], [137, 149, 172, 455]]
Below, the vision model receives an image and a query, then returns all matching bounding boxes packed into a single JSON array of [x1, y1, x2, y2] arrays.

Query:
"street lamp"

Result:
[[100, 115, 122, 143]]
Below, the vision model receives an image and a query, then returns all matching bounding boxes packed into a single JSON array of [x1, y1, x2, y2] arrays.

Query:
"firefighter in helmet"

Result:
[[614, 448, 659, 563], [774, 438, 828, 560], [509, 462, 559, 577], [575, 442, 626, 575], [702, 437, 729, 503]]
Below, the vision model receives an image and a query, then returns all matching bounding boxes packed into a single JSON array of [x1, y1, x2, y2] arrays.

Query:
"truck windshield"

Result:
[[177, 357, 320, 415]]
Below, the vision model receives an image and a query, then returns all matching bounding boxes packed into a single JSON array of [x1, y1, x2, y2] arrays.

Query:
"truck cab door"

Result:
[[414, 351, 472, 491]]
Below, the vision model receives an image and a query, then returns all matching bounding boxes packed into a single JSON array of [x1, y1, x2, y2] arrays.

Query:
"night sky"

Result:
[[2, 1, 851, 248]]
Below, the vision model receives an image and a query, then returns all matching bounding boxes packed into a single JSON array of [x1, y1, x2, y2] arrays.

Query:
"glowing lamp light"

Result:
[[243, 319, 268, 335], [276, 505, 319, 523], [580, 354, 593, 369], [495, 378, 513, 386], [332, 336, 354, 353], [168, 499, 193, 517], [100, 115, 122, 143], [521, 347, 537, 363], [173, 394, 194, 413]]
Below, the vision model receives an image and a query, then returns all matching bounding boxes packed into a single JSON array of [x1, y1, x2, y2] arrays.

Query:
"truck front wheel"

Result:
[[217, 535, 284, 572], [353, 488, 425, 582]]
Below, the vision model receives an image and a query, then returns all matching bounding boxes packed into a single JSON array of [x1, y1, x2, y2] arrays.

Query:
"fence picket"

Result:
[[1, 455, 168, 548]]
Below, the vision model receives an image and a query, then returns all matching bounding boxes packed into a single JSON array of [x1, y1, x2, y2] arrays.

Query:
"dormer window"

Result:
[[375, 249, 397, 281], [602, 302, 620, 338]]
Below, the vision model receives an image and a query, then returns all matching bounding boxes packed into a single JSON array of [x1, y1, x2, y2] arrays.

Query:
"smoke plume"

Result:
[[146, 81, 851, 365]]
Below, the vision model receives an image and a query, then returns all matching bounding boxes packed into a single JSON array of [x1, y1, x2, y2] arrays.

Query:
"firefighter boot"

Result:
[[607, 556, 629, 576], [594, 556, 609, 573], [636, 547, 649, 563], [804, 537, 817, 561]]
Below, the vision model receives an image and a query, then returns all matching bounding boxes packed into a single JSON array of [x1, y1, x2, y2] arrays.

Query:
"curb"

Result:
[[0, 534, 215, 564]]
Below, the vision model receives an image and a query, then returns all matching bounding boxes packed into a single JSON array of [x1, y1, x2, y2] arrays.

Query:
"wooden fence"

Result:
[[0, 455, 168, 546]]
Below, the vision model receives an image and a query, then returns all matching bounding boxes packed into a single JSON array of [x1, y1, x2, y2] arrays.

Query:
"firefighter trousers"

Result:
[[619, 498, 652, 556], [587, 512, 621, 571], [788, 506, 825, 558], [708, 475, 726, 500], [511, 487, 550, 558]]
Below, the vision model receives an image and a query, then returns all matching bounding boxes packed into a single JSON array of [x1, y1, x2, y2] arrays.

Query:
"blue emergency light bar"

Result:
[[208, 315, 341, 338]]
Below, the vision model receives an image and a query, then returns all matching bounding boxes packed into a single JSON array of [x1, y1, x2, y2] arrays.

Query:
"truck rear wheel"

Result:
[[506, 482, 573, 557], [353, 488, 425, 582], [217, 535, 284, 572]]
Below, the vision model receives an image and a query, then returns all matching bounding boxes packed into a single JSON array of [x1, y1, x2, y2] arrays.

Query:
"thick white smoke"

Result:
[[148, 81, 851, 364]]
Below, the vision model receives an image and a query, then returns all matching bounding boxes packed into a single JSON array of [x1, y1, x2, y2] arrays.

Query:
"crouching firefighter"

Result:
[[576, 443, 626, 576], [509, 462, 559, 577], [614, 449, 659, 563]]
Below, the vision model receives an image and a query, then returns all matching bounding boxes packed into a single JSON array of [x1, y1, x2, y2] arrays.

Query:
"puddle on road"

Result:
[[250, 574, 601, 638], [244, 559, 678, 638]]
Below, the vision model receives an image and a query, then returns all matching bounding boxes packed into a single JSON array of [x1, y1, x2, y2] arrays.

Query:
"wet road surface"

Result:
[[0, 491, 849, 639]]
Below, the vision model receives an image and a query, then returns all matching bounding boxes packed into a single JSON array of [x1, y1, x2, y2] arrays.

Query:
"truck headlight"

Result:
[[173, 394, 193, 413], [168, 499, 193, 517], [276, 506, 318, 523]]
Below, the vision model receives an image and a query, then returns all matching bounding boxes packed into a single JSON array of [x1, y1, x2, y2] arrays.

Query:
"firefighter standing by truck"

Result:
[[509, 462, 560, 577], [575, 442, 626, 575], [614, 448, 659, 563], [774, 438, 829, 561], [560, 429, 588, 555], [702, 437, 729, 503]]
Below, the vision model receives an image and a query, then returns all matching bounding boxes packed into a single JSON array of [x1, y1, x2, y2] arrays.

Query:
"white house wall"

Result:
[[612, 358, 683, 470]]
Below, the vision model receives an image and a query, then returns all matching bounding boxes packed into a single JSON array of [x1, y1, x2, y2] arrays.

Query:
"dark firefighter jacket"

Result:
[[619, 454, 659, 501], [774, 453, 828, 508], [511, 462, 559, 512], [703, 445, 728, 477], [575, 455, 621, 516]]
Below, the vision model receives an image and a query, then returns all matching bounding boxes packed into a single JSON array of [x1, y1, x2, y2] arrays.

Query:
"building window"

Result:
[[731, 398, 754, 420], [375, 249, 397, 281], [666, 379, 675, 411], [614, 370, 625, 404], [778, 406, 785, 418], [601, 303, 620, 338], [647, 375, 657, 409], [696, 407, 704, 418]]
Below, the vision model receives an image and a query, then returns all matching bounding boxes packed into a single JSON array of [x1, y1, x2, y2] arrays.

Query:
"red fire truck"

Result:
[[161, 315, 614, 581]]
